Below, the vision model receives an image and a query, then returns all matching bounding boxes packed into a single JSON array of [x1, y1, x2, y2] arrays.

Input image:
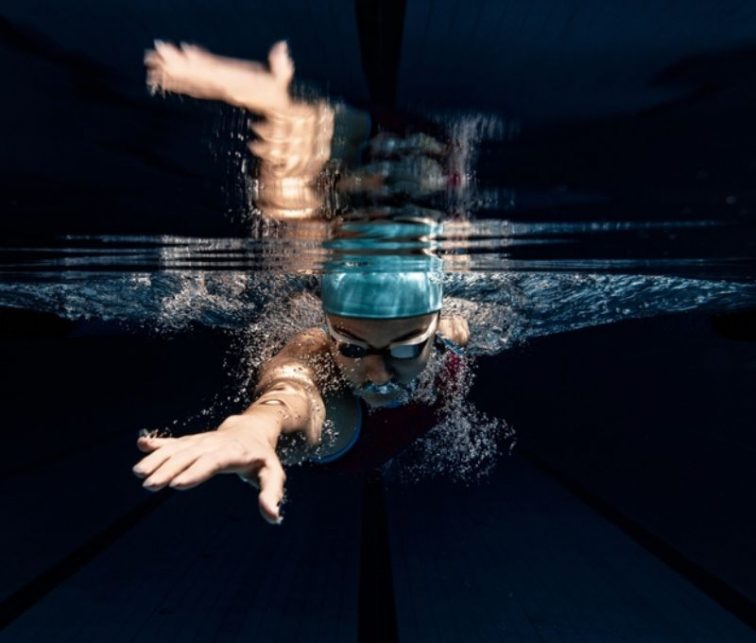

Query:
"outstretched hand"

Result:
[[132, 415, 286, 524], [144, 40, 294, 114]]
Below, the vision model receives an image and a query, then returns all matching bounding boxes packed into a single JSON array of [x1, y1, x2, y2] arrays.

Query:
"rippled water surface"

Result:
[[2, 220, 754, 354]]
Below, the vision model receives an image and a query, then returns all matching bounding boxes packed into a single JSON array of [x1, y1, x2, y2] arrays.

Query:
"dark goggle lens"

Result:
[[337, 339, 427, 360], [388, 343, 425, 360], [338, 343, 369, 358]]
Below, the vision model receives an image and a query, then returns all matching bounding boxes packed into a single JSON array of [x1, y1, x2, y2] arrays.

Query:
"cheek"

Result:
[[334, 354, 365, 382]]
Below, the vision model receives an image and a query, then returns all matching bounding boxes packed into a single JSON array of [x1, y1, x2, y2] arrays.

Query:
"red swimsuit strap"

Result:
[[314, 346, 466, 474]]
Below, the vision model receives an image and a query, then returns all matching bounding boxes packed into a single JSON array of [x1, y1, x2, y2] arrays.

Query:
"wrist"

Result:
[[219, 410, 282, 450]]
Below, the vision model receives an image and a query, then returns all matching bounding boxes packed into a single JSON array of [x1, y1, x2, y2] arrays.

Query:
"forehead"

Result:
[[327, 312, 436, 338]]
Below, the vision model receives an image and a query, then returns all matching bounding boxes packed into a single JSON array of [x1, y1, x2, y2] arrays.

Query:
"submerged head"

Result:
[[321, 269, 443, 408], [325, 311, 439, 407]]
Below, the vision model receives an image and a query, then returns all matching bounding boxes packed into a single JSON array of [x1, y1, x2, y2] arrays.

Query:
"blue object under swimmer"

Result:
[[309, 395, 363, 464]]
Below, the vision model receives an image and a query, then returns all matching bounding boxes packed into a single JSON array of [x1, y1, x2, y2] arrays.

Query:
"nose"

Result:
[[361, 354, 392, 385]]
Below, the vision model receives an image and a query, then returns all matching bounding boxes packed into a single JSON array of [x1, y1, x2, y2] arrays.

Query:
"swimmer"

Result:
[[133, 270, 469, 525], [136, 41, 469, 524]]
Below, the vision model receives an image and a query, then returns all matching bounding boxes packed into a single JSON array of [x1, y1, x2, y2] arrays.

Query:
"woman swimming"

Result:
[[134, 40, 470, 525]]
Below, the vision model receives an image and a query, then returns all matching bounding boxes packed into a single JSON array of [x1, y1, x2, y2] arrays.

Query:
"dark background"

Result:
[[3, 0, 756, 236], [2, 1, 756, 640]]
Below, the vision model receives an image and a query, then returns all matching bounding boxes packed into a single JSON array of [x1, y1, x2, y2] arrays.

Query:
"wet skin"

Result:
[[132, 312, 464, 525], [326, 312, 437, 407]]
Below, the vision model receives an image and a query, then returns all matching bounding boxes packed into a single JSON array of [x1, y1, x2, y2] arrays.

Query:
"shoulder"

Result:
[[255, 327, 332, 393], [437, 315, 470, 348], [274, 326, 331, 358]]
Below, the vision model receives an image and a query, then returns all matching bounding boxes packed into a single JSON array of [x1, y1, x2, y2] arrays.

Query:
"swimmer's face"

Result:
[[326, 312, 437, 408]]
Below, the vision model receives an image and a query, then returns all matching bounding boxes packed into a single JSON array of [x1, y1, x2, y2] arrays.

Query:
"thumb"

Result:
[[268, 40, 294, 87], [257, 456, 286, 525]]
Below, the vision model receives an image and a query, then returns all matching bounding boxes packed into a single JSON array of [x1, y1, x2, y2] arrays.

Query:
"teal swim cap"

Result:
[[321, 268, 443, 319], [322, 218, 443, 319]]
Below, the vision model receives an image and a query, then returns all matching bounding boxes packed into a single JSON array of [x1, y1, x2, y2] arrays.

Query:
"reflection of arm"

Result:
[[145, 40, 295, 115], [252, 103, 370, 220], [145, 40, 370, 220], [244, 329, 329, 446]]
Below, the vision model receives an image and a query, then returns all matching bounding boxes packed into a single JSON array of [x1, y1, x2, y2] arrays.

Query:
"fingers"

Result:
[[139, 445, 204, 491], [144, 46, 164, 93], [145, 42, 170, 92], [133, 429, 289, 526], [179, 41, 208, 56], [133, 445, 175, 478], [136, 434, 177, 453], [145, 40, 186, 94], [249, 120, 272, 140], [257, 457, 286, 525], [146, 71, 161, 94], [268, 40, 294, 87], [153, 39, 179, 61], [144, 49, 162, 67], [168, 452, 233, 490], [134, 434, 195, 483], [248, 139, 270, 159], [250, 118, 295, 144]]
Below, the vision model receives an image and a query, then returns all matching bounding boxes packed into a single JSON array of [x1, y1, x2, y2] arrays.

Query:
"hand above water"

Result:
[[144, 39, 294, 114], [132, 413, 286, 525]]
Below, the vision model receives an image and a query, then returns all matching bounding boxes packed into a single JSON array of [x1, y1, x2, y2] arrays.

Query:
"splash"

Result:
[[384, 347, 515, 484], [3, 268, 754, 343], [3, 240, 755, 481], [445, 271, 756, 354]]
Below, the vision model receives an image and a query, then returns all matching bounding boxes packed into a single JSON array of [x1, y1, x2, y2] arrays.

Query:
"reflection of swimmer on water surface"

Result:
[[144, 40, 455, 219], [133, 269, 470, 525]]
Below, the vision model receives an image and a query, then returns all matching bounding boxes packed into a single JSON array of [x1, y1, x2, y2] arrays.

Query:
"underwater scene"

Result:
[[2, 1, 756, 641]]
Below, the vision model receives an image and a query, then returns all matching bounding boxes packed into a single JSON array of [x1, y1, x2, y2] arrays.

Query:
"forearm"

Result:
[[213, 380, 325, 473], [245, 376, 326, 445], [234, 328, 329, 447]]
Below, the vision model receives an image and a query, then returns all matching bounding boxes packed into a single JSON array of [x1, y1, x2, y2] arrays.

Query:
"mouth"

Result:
[[353, 380, 416, 408]]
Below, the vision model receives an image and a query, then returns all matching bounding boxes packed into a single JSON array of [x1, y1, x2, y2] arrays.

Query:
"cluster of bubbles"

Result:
[[218, 288, 514, 480], [385, 345, 515, 484]]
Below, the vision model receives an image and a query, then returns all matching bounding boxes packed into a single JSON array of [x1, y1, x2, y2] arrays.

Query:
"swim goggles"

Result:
[[326, 313, 439, 360]]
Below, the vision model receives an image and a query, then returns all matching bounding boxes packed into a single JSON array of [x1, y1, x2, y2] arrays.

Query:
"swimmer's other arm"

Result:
[[438, 315, 470, 347], [132, 329, 327, 525]]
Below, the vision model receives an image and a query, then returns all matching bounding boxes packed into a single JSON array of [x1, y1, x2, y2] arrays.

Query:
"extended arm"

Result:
[[133, 328, 329, 525]]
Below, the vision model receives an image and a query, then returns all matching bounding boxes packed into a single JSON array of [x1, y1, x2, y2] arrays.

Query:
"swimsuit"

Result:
[[310, 336, 464, 474]]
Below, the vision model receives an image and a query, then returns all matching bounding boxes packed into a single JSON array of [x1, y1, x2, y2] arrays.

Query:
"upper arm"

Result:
[[254, 327, 329, 392]]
